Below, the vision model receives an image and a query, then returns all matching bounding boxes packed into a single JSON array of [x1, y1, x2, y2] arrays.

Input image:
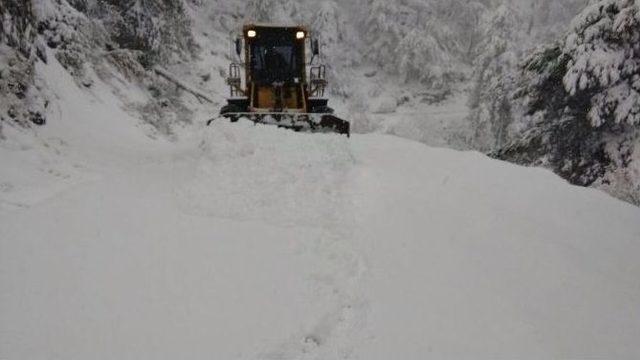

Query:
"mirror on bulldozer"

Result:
[[235, 38, 242, 57]]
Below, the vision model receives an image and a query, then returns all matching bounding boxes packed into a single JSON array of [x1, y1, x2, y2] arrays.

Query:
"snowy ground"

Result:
[[2, 59, 640, 360]]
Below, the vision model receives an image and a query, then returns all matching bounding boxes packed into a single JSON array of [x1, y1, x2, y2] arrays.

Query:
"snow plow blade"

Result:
[[208, 113, 350, 137]]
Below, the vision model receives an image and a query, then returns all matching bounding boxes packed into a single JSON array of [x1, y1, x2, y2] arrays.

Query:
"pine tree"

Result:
[[245, 0, 301, 24], [361, 0, 405, 72], [562, 0, 640, 127], [91, 0, 195, 67], [496, 0, 640, 200], [311, 1, 343, 50], [245, 0, 275, 23], [431, 0, 489, 62], [0, 0, 37, 56], [396, 29, 455, 87], [0, 0, 47, 128], [468, 4, 524, 150], [528, 0, 590, 42], [360, 0, 477, 87]]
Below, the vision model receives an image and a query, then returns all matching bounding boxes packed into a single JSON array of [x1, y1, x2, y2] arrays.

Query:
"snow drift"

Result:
[[2, 61, 640, 357]]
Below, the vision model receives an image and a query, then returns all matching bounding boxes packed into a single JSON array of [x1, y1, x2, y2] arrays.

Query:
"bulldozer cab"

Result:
[[247, 27, 305, 85], [242, 24, 307, 112]]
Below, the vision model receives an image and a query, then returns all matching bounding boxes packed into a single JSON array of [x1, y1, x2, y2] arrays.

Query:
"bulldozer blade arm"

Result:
[[210, 113, 350, 137], [318, 115, 350, 137]]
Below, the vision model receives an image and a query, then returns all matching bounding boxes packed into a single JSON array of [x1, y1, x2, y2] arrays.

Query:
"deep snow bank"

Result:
[[348, 134, 640, 359], [2, 112, 640, 359]]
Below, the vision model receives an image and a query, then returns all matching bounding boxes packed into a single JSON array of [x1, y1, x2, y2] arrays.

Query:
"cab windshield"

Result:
[[250, 43, 301, 84]]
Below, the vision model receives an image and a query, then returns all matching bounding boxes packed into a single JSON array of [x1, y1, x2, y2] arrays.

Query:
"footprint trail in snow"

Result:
[[178, 120, 370, 359]]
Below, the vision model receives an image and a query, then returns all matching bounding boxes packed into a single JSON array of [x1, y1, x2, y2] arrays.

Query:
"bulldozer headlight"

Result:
[[247, 30, 257, 38], [296, 31, 305, 39]]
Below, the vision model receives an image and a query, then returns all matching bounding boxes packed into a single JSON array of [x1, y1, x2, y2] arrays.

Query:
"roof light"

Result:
[[296, 31, 305, 39], [247, 30, 257, 38]]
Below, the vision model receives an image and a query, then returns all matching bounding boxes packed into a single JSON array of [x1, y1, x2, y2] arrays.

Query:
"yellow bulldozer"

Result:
[[212, 24, 350, 136]]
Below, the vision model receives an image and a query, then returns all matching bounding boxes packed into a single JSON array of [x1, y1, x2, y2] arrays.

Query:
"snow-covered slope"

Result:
[[2, 60, 640, 359]]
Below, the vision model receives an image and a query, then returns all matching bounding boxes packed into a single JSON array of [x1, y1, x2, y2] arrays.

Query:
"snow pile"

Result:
[[348, 135, 640, 359], [179, 119, 354, 227], [3, 114, 640, 358]]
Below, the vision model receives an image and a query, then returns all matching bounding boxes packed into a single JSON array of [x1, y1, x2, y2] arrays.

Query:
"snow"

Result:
[[370, 95, 397, 114], [2, 58, 640, 359], [350, 136, 640, 359], [179, 120, 354, 227]]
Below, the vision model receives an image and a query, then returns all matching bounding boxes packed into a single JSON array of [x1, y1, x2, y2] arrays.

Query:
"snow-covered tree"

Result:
[[309, 1, 353, 96], [468, 4, 524, 150], [245, 0, 302, 24], [0, 0, 37, 56], [0, 0, 47, 129], [516, 0, 640, 130], [89, 0, 196, 67], [360, 0, 405, 71], [360, 0, 482, 88], [245, 0, 275, 22], [496, 0, 640, 201], [431, 0, 490, 62], [526, 0, 590, 42], [563, 0, 640, 127], [311, 1, 344, 52], [396, 30, 456, 87]]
